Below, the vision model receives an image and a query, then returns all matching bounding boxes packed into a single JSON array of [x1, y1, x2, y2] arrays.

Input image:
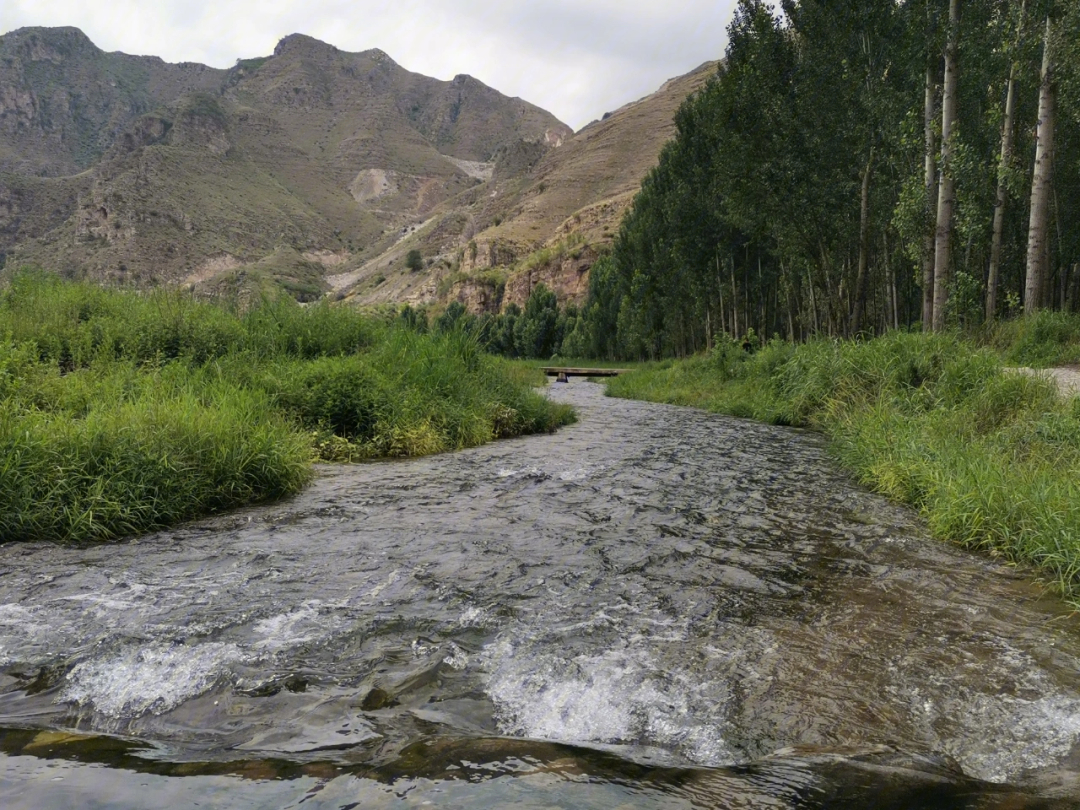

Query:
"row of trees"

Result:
[[400, 285, 583, 359], [566, 0, 1080, 360]]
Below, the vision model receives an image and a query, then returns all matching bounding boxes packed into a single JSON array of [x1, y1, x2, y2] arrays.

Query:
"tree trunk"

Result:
[[884, 231, 899, 331], [1071, 263, 1080, 312], [850, 149, 875, 335], [932, 0, 961, 332], [730, 257, 739, 337], [986, 0, 1026, 322], [922, 58, 938, 330], [1025, 15, 1056, 315]]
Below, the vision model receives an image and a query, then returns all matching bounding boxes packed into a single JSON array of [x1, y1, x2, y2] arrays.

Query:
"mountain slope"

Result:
[[0, 27, 717, 309], [0, 27, 571, 291], [339, 60, 719, 310], [0, 27, 227, 177]]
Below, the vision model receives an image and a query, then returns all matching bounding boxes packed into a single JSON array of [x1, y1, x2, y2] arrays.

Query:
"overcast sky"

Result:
[[0, 0, 736, 130]]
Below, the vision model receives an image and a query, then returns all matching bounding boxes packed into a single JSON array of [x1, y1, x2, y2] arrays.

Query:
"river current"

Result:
[[2, 381, 1080, 808]]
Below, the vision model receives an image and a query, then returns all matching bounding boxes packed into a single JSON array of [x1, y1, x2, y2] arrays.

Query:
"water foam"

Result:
[[252, 602, 324, 651], [457, 606, 493, 628], [949, 692, 1080, 782], [482, 639, 736, 766], [61, 642, 242, 719]]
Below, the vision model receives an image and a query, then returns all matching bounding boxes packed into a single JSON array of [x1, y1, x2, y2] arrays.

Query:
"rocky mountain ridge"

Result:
[[0, 26, 716, 309]]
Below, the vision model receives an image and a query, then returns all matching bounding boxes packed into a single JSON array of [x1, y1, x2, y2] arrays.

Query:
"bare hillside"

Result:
[[343, 61, 719, 310]]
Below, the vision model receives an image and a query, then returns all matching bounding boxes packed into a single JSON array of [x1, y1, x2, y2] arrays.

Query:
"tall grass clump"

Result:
[[251, 327, 573, 460], [986, 310, 1080, 368], [0, 356, 311, 543], [610, 331, 1080, 602], [0, 274, 573, 543]]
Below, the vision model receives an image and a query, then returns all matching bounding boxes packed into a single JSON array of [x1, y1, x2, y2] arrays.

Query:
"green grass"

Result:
[[609, 330, 1080, 602], [985, 309, 1080, 367], [0, 273, 574, 543]]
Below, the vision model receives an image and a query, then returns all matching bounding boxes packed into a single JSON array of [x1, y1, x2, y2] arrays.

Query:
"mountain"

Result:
[[0, 26, 715, 308], [0, 27, 570, 296], [331, 60, 718, 311]]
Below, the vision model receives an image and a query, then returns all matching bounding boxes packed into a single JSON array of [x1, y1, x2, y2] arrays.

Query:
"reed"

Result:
[[0, 357, 311, 543], [0, 274, 573, 543], [985, 309, 1080, 368]]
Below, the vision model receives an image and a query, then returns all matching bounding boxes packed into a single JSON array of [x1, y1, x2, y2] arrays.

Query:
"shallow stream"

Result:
[[3, 382, 1080, 808]]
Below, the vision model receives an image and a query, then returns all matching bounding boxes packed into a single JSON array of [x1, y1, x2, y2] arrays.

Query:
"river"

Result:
[[2, 382, 1080, 808]]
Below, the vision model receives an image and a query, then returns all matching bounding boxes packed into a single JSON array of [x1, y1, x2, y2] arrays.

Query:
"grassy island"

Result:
[[608, 323, 1080, 602], [0, 274, 573, 545]]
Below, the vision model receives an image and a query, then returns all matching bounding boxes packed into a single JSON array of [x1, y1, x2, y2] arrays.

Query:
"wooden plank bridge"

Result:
[[540, 367, 633, 381]]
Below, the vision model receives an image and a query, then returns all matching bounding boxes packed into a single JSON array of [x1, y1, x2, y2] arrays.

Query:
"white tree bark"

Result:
[[932, 0, 960, 332], [1025, 15, 1056, 315], [922, 59, 937, 330], [987, 0, 1026, 322]]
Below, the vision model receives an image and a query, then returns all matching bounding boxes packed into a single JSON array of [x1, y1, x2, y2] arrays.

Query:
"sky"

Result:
[[0, 0, 737, 131]]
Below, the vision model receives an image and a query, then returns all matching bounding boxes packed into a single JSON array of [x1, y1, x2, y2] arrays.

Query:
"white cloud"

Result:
[[0, 0, 736, 129]]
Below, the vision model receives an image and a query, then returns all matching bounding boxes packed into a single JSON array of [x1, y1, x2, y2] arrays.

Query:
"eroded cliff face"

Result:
[[0, 84, 36, 129], [459, 238, 521, 274], [503, 246, 597, 309], [444, 276, 504, 314]]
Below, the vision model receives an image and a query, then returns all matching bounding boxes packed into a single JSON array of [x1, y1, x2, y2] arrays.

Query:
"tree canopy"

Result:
[[571, 0, 1080, 360]]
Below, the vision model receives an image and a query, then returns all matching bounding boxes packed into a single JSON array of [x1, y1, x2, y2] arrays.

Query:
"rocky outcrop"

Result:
[[114, 115, 172, 154], [445, 276, 504, 314], [503, 245, 597, 309], [459, 237, 522, 274]]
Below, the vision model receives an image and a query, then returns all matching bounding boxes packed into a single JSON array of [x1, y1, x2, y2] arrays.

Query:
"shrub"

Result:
[[0, 274, 576, 543]]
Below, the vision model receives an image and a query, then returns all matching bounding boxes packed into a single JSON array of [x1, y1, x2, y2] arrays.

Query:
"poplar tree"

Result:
[[986, 0, 1028, 322], [1024, 13, 1056, 313], [931, 0, 961, 331]]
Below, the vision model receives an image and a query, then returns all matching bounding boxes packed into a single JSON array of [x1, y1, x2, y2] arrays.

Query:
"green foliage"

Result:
[[406, 249, 424, 272], [0, 274, 574, 543], [434, 301, 468, 334], [610, 331, 1080, 602], [514, 284, 559, 359], [440, 285, 575, 361], [398, 303, 429, 333], [568, 0, 1080, 359], [0, 355, 311, 544], [988, 310, 1080, 367]]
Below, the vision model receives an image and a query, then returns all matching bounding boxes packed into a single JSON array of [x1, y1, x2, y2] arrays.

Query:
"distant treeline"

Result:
[[543, 0, 1080, 360], [396, 284, 595, 360]]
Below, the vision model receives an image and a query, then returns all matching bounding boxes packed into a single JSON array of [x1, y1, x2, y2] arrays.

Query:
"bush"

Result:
[[0, 274, 576, 543]]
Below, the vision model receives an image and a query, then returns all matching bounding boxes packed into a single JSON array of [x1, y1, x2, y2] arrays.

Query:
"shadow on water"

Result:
[[3, 382, 1080, 807], [2, 728, 1078, 808]]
